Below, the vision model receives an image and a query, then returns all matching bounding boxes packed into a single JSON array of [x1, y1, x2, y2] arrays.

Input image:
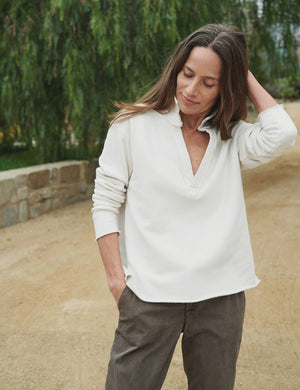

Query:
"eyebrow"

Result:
[[184, 65, 219, 81]]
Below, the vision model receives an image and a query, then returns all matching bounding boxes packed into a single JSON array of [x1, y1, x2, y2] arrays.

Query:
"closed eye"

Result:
[[183, 72, 193, 78], [203, 82, 215, 88]]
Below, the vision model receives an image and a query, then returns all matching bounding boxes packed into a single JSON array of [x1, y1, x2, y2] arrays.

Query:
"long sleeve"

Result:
[[90, 104, 296, 302], [234, 104, 297, 170], [92, 120, 132, 239]]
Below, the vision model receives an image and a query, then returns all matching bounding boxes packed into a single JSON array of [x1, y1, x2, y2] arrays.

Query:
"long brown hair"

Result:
[[111, 24, 249, 140]]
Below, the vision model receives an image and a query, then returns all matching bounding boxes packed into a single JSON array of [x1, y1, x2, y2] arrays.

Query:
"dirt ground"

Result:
[[0, 102, 299, 390]]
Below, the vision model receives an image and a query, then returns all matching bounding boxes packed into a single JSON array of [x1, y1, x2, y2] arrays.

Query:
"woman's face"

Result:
[[176, 46, 222, 120]]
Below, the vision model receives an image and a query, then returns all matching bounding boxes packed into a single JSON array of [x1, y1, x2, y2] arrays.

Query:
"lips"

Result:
[[181, 94, 198, 105]]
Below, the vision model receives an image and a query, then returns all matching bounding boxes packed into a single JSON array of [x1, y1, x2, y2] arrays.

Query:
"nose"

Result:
[[185, 79, 199, 97]]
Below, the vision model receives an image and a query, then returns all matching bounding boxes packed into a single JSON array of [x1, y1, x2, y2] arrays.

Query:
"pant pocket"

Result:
[[117, 285, 129, 310]]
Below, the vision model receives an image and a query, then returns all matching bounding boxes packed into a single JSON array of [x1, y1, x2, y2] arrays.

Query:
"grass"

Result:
[[0, 144, 100, 172], [0, 148, 39, 172]]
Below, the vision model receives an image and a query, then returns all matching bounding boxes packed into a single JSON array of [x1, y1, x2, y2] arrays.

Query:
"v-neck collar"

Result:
[[175, 126, 216, 185], [164, 98, 217, 186]]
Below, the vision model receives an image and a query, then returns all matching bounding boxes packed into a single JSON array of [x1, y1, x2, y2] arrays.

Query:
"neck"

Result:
[[180, 112, 205, 131]]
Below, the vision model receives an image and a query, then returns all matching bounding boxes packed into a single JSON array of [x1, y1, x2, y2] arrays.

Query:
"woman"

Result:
[[92, 24, 297, 389]]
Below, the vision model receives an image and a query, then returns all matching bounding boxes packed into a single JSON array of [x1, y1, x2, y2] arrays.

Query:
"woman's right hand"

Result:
[[110, 280, 127, 306], [97, 232, 127, 306]]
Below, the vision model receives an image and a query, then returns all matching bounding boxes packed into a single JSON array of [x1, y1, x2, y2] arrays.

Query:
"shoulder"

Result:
[[114, 108, 162, 125], [131, 109, 165, 124], [106, 110, 163, 146], [116, 110, 169, 135]]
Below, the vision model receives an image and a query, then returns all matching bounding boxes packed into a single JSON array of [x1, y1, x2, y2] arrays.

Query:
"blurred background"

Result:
[[0, 0, 299, 170]]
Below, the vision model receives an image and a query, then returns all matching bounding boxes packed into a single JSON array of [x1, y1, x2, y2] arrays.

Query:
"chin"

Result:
[[177, 100, 194, 113], [180, 107, 196, 116], [179, 104, 202, 117]]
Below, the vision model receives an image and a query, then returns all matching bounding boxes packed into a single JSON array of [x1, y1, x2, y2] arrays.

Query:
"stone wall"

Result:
[[0, 160, 98, 228]]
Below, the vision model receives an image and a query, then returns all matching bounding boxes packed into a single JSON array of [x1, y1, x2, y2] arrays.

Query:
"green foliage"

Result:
[[248, 0, 299, 83], [0, 0, 299, 166], [275, 78, 297, 99], [270, 73, 300, 99], [0, 125, 19, 153], [0, 148, 38, 171]]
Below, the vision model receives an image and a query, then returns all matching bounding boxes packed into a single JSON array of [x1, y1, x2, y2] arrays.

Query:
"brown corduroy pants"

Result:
[[105, 286, 245, 390]]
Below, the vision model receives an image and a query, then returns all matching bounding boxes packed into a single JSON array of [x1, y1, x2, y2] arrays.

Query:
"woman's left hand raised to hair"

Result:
[[247, 70, 278, 114]]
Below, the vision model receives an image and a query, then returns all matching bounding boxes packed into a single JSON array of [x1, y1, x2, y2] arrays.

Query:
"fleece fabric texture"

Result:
[[92, 103, 297, 302]]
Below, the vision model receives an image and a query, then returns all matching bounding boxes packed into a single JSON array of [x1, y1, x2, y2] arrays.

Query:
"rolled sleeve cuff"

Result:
[[92, 211, 120, 240]]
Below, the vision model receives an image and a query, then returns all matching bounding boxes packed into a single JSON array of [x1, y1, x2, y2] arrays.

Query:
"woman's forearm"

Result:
[[97, 232, 126, 304], [247, 70, 277, 114]]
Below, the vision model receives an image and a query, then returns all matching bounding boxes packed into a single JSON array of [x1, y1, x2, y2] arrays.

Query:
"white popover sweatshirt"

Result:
[[92, 102, 297, 302]]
